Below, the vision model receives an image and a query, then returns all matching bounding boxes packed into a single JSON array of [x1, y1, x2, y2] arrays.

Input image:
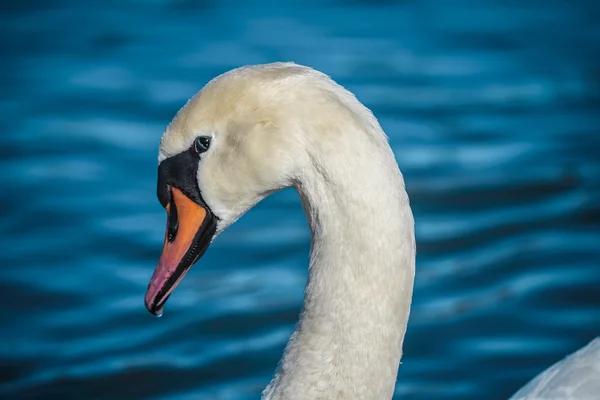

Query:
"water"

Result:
[[1, 1, 600, 399]]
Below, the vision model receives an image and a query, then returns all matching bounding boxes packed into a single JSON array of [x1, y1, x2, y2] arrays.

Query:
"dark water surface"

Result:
[[2, 1, 600, 399]]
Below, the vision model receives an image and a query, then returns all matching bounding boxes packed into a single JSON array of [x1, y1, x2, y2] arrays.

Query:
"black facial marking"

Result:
[[157, 141, 210, 210]]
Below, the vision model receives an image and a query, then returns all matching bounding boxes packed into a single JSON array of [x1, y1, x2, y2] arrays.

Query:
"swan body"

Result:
[[510, 337, 600, 400], [146, 62, 599, 399]]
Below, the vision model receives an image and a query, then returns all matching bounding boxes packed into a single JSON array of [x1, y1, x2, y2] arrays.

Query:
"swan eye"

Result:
[[194, 136, 211, 154]]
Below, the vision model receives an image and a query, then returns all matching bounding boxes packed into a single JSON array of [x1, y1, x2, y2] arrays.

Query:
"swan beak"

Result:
[[145, 186, 216, 316]]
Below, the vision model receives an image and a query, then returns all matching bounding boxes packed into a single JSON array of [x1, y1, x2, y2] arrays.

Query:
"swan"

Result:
[[144, 62, 599, 399], [510, 337, 600, 400]]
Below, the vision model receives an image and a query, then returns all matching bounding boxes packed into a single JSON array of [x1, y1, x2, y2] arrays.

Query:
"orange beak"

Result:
[[145, 186, 216, 316]]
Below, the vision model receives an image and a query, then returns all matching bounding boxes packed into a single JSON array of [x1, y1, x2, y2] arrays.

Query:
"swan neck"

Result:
[[264, 132, 416, 399]]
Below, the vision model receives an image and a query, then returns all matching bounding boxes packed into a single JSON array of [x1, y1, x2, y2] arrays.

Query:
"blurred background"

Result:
[[1, 0, 600, 399]]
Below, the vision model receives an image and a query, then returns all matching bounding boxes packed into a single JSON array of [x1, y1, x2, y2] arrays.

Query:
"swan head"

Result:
[[145, 63, 334, 315]]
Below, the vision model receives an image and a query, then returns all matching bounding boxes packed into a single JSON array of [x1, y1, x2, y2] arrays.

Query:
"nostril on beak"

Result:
[[167, 191, 179, 243]]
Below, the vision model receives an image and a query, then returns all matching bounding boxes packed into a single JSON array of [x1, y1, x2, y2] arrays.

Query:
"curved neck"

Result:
[[263, 122, 416, 399]]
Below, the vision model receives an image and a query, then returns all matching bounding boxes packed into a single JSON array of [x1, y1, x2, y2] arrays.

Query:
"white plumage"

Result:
[[511, 338, 600, 400], [157, 62, 599, 399]]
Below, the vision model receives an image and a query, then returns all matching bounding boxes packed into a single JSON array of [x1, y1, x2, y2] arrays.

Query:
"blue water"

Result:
[[2, 1, 600, 399]]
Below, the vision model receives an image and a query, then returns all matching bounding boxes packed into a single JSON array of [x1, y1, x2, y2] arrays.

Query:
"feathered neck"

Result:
[[262, 110, 416, 399]]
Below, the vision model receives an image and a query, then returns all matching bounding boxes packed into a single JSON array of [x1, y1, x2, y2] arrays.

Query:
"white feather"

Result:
[[158, 62, 599, 400], [511, 338, 600, 400]]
